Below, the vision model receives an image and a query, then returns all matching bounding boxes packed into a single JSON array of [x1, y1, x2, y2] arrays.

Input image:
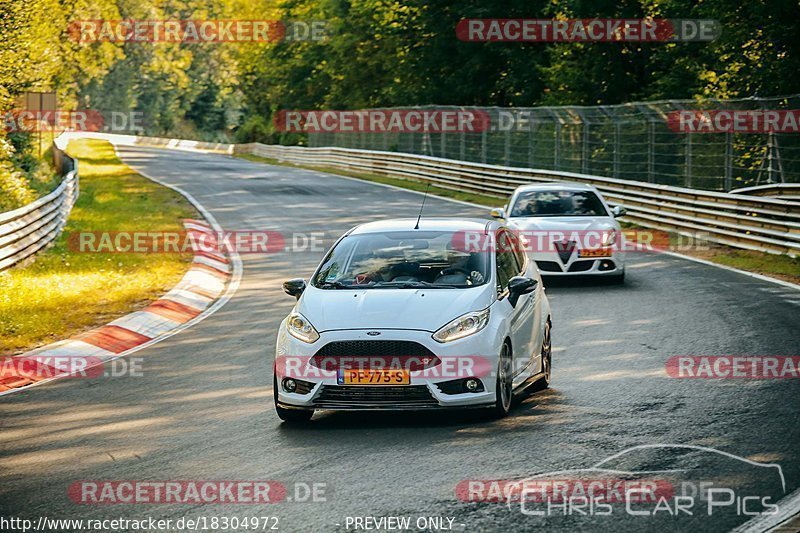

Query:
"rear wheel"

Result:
[[490, 343, 513, 418], [533, 321, 552, 391], [274, 374, 314, 423]]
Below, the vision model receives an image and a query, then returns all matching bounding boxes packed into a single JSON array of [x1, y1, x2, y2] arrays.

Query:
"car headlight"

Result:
[[287, 312, 320, 343], [601, 230, 617, 247], [433, 308, 490, 343]]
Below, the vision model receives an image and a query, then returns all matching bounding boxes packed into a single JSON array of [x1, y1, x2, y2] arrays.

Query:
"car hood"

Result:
[[296, 285, 495, 332], [507, 216, 617, 232]]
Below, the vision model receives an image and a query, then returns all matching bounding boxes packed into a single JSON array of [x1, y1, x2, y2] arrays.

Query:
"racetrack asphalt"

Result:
[[1, 145, 798, 532]]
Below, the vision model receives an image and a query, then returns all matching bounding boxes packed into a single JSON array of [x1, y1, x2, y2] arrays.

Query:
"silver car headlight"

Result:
[[287, 312, 320, 343], [601, 230, 617, 247], [433, 308, 490, 343]]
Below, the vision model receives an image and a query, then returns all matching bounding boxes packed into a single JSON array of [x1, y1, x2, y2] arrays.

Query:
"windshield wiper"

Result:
[[315, 281, 351, 289], [373, 281, 466, 289]]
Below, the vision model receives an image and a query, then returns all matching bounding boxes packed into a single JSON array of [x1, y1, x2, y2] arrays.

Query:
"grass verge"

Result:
[[236, 152, 800, 285], [0, 139, 197, 355]]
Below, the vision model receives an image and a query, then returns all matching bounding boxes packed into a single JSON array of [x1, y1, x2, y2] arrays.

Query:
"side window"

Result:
[[506, 231, 526, 272], [495, 231, 519, 292]]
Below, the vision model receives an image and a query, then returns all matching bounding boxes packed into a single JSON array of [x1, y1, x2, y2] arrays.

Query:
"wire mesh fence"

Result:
[[307, 95, 800, 192]]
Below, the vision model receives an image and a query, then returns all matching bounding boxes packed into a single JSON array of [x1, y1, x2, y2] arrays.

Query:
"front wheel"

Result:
[[490, 343, 513, 418], [274, 374, 314, 423]]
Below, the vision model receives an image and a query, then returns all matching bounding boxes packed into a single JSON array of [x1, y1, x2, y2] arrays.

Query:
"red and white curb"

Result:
[[0, 218, 237, 395]]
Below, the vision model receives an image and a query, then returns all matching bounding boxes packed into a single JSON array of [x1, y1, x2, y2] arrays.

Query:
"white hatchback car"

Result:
[[274, 218, 552, 422], [491, 183, 627, 283]]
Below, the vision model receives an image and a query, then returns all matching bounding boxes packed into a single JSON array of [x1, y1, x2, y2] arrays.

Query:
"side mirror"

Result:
[[283, 278, 306, 299], [611, 205, 627, 218], [507, 276, 537, 307], [490, 207, 506, 219]]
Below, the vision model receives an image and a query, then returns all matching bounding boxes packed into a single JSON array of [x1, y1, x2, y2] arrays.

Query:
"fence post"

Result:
[[767, 133, 780, 183], [504, 127, 511, 166], [581, 121, 590, 174], [528, 119, 535, 168], [648, 120, 655, 183], [686, 132, 693, 188], [554, 122, 561, 170], [481, 128, 487, 164], [724, 132, 732, 191], [460, 130, 466, 161], [613, 123, 621, 178]]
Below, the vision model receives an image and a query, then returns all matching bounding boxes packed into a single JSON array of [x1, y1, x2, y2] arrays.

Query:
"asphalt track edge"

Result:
[[0, 141, 244, 398]]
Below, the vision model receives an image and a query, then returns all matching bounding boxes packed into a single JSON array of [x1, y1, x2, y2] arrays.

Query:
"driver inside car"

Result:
[[435, 247, 485, 285]]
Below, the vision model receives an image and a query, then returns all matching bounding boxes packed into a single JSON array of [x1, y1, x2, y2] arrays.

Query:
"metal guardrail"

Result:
[[0, 141, 79, 271], [730, 184, 800, 201], [238, 143, 800, 257]]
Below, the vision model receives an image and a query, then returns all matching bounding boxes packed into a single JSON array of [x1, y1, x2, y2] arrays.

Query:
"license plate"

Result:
[[579, 248, 612, 258], [338, 369, 410, 385]]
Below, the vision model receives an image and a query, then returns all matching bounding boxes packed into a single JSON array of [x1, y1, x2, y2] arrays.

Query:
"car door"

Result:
[[514, 232, 544, 377], [495, 229, 537, 387]]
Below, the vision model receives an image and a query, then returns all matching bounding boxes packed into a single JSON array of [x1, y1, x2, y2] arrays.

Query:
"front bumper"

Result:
[[275, 327, 501, 411], [532, 250, 625, 276]]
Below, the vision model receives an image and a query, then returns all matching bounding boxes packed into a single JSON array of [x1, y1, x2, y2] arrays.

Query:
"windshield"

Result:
[[311, 231, 490, 289], [510, 190, 608, 217]]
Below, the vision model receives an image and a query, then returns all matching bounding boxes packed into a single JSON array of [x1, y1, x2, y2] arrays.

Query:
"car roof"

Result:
[[348, 217, 500, 235], [514, 181, 598, 193]]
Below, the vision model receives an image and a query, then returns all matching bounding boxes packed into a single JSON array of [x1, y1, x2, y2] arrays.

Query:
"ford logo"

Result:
[[366, 331, 381, 336]]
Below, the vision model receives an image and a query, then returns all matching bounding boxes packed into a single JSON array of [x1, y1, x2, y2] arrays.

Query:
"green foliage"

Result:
[[1, 0, 798, 155]]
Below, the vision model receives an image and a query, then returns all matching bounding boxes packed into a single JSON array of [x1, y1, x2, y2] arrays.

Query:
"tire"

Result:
[[532, 321, 552, 391], [490, 343, 513, 418], [274, 374, 314, 423], [609, 271, 625, 284]]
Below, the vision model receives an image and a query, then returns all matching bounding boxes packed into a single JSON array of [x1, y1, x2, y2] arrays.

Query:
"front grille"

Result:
[[310, 340, 439, 371], [314, 340, 434, 358], [568, 260, 594, 272], [313, 385, 439, 409], [536, 261, 563, 272], [555, 240, 576, 264]]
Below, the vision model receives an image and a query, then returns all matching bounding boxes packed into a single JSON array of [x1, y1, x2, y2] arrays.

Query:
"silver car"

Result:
[[490, 183, 627, 283]]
